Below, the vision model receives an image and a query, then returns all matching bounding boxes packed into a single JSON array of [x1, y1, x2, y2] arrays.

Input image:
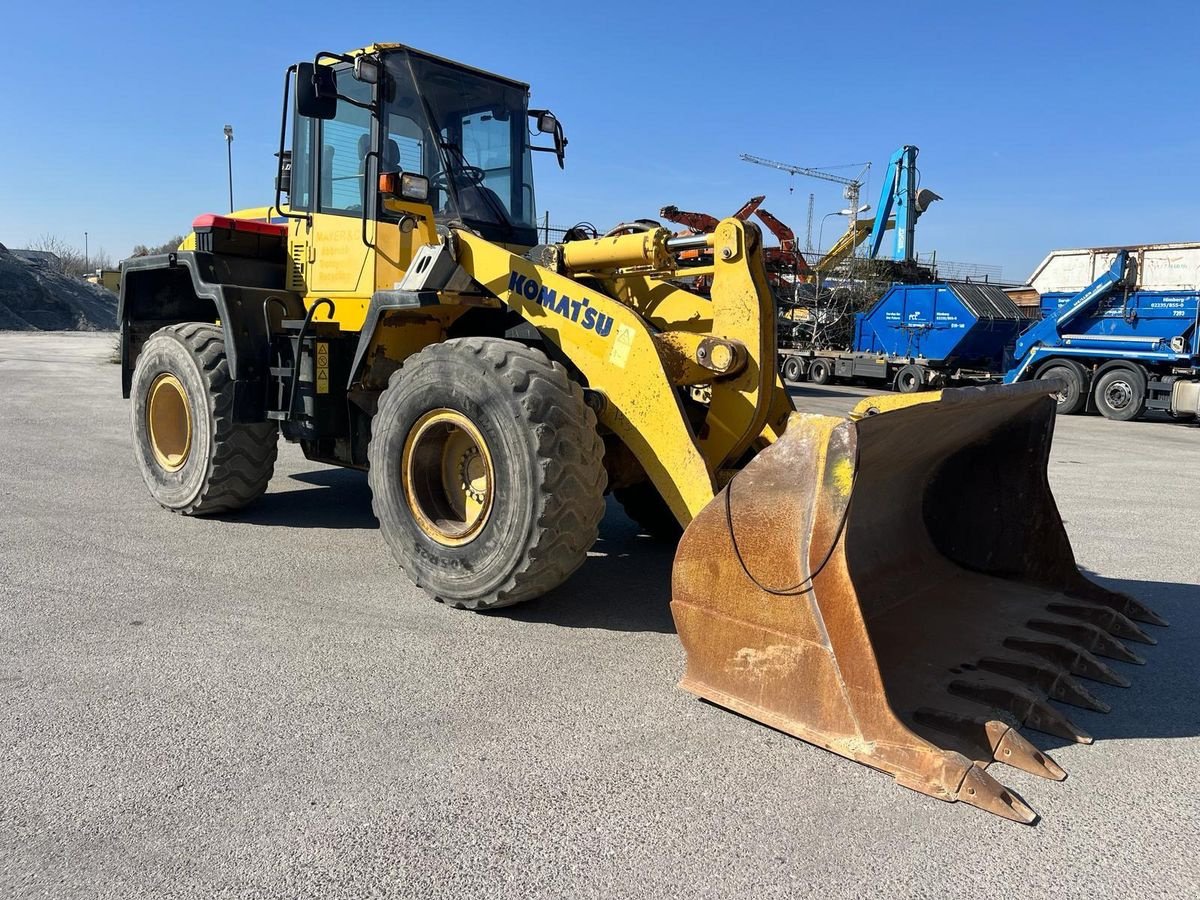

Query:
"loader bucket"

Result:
[[671, 383, 1165, 823]]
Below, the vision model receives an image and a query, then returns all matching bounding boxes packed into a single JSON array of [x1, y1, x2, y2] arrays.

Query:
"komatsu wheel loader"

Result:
[[117, 43, 1165, 823]]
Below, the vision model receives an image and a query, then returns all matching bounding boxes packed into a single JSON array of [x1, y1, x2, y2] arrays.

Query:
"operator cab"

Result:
[[283, 44, 565, 248]]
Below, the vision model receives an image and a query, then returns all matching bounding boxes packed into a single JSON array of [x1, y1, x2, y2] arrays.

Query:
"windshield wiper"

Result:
[[438, 138, 514, 235], [411, 82, 514, 237]]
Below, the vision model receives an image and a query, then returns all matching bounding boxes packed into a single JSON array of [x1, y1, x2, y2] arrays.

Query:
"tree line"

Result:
[[25, 234, 185, 278]]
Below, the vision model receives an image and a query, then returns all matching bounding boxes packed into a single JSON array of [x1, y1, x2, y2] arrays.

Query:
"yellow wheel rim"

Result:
[[401, 409, 495, 546], [147, 372, 193, 472]]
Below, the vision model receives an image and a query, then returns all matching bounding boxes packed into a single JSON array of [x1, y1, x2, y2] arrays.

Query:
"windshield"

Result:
[[382, 51, 537, 245]]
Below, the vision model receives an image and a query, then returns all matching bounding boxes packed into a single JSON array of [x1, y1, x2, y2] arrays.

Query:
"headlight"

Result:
[[399, 173, 430, 203], [378, 172, 430, 204]]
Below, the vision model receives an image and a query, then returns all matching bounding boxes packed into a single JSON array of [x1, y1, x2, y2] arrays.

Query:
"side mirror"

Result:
[[296, 62, 337, 120]]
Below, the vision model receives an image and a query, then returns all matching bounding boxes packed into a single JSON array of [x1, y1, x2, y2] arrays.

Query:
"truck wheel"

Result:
[[1093, 366, 1146, 421], [615, 483, 683, 542], [368, 338, 607, 610], [781, 357, 804, 383], [1037, 362, 1087, 415], [130, 323, 277, 515], [894, 364, 926, 394], [809, 358, 834, 385]]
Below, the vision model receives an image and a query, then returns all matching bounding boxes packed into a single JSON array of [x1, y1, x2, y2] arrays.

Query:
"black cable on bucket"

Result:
[[723, 439, 860, 598]]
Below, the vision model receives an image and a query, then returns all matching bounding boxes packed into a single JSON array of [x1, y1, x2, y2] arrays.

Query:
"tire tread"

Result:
[[367, 337, 606, 610]]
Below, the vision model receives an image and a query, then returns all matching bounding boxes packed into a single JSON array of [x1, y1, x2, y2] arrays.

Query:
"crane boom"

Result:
[[739, 154, 869, 188]]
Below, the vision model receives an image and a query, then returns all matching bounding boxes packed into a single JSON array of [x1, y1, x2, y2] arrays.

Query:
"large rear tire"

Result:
[[130, 323, 277, 515], [368, 338, 607, 610]]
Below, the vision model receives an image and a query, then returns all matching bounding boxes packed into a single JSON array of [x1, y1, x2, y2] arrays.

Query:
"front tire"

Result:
[[368, 338, 607, 610], [130, 323, 277, 515], [1037, 361, 1088, 415]]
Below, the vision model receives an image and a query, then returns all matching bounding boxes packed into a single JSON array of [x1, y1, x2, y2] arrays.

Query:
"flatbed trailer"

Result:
[[779, 280, 1027, 393], [778, 347, 997, 392]]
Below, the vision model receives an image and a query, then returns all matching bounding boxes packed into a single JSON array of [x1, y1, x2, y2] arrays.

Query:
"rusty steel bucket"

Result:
[[671, 383, 1165, 823]]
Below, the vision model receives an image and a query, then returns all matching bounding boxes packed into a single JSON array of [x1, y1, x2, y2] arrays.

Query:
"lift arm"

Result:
[[1005, 251, 1131, 381]]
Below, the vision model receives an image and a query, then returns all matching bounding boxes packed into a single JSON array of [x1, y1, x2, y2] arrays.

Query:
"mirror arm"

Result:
[[275, 64, 310, 223]]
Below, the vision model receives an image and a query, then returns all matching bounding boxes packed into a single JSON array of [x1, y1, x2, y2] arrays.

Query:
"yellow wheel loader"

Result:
[[117, 43, 1164, 823]]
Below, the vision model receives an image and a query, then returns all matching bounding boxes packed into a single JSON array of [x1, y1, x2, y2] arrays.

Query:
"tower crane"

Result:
[[739, 154, 871, 248]]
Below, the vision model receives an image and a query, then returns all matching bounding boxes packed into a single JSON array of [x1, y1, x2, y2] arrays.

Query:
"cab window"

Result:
[[317, 75, 373, 215], [460, 111, 513, 210]]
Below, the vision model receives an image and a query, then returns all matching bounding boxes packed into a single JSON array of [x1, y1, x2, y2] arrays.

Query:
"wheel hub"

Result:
[[147, 372, 192, 472], [402, 409, 495, 546], [1105, 380, 1133, 410]]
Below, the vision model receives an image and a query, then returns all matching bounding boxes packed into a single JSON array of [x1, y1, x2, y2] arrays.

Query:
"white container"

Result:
[[1027, 243, 1200, 294]]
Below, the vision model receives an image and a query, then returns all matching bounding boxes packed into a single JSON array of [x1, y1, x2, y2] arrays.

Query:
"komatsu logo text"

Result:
[[508, 272, 614, 337]]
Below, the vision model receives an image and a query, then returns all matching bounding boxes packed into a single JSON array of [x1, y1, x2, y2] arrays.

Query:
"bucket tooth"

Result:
[[989, 721, 1068, 781], [1065, 585, 1169, 627], [1003, 637, 1131, 687], [975, 657, 1111, 713], [1122, 600, 1169, 628], [956, 765, 1038, 824], [913, 709, 1067, 781], [948, 679, 1093, 743], [1026, 619, 1145, 665], [1046, 602, 1157, 645]]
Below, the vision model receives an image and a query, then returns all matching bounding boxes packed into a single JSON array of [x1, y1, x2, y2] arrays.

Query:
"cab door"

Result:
[[288, 71, 375, 326]]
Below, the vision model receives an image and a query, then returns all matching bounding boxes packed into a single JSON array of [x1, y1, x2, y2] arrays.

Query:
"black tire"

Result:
[[781, 356, 804, 384], [130, 323, 277, 515], [615, 482, 683, 542], [1093, 366, 1146, 421], [809, 358, 834, 385], [894, 364, 926, 394], [1037, 361, 1087, 415], [367, 338, 607, 610]]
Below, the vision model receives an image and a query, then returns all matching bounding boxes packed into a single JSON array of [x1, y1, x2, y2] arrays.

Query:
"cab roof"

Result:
[[326, 43, 531, 92]]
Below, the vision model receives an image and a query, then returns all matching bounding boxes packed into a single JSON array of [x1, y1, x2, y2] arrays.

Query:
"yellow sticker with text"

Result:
[[609, 325, 636, 369]]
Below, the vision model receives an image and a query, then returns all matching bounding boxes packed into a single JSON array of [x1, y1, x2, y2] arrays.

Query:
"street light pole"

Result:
[[84, 232, 89, 273], [816, 205, 872, 257], [223, 125, 234, 213]]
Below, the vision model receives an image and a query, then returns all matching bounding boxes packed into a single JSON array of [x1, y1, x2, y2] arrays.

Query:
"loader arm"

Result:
[[454, 218, 788, 524], [1005, 251, 1130, 383]]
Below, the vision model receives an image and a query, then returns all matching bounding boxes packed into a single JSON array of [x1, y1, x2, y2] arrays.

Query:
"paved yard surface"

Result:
[[2, 332, 1197, 899]]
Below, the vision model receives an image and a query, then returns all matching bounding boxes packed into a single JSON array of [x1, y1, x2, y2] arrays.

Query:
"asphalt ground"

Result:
[[2, 332, 1197, 899]]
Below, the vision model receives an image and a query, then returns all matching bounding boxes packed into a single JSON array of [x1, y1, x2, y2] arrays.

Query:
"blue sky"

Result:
[[1, 0, 1196, 281]]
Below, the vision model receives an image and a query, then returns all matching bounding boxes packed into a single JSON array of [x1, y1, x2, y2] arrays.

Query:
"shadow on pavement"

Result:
[[1049, 574, 1200, 744], [497, 502, 677, 634], [219, 467, 379, 529], [217, 466, 1199, 755]]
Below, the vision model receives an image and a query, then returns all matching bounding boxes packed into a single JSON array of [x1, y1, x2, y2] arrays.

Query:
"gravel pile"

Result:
[[0, 243, 117, 331]]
